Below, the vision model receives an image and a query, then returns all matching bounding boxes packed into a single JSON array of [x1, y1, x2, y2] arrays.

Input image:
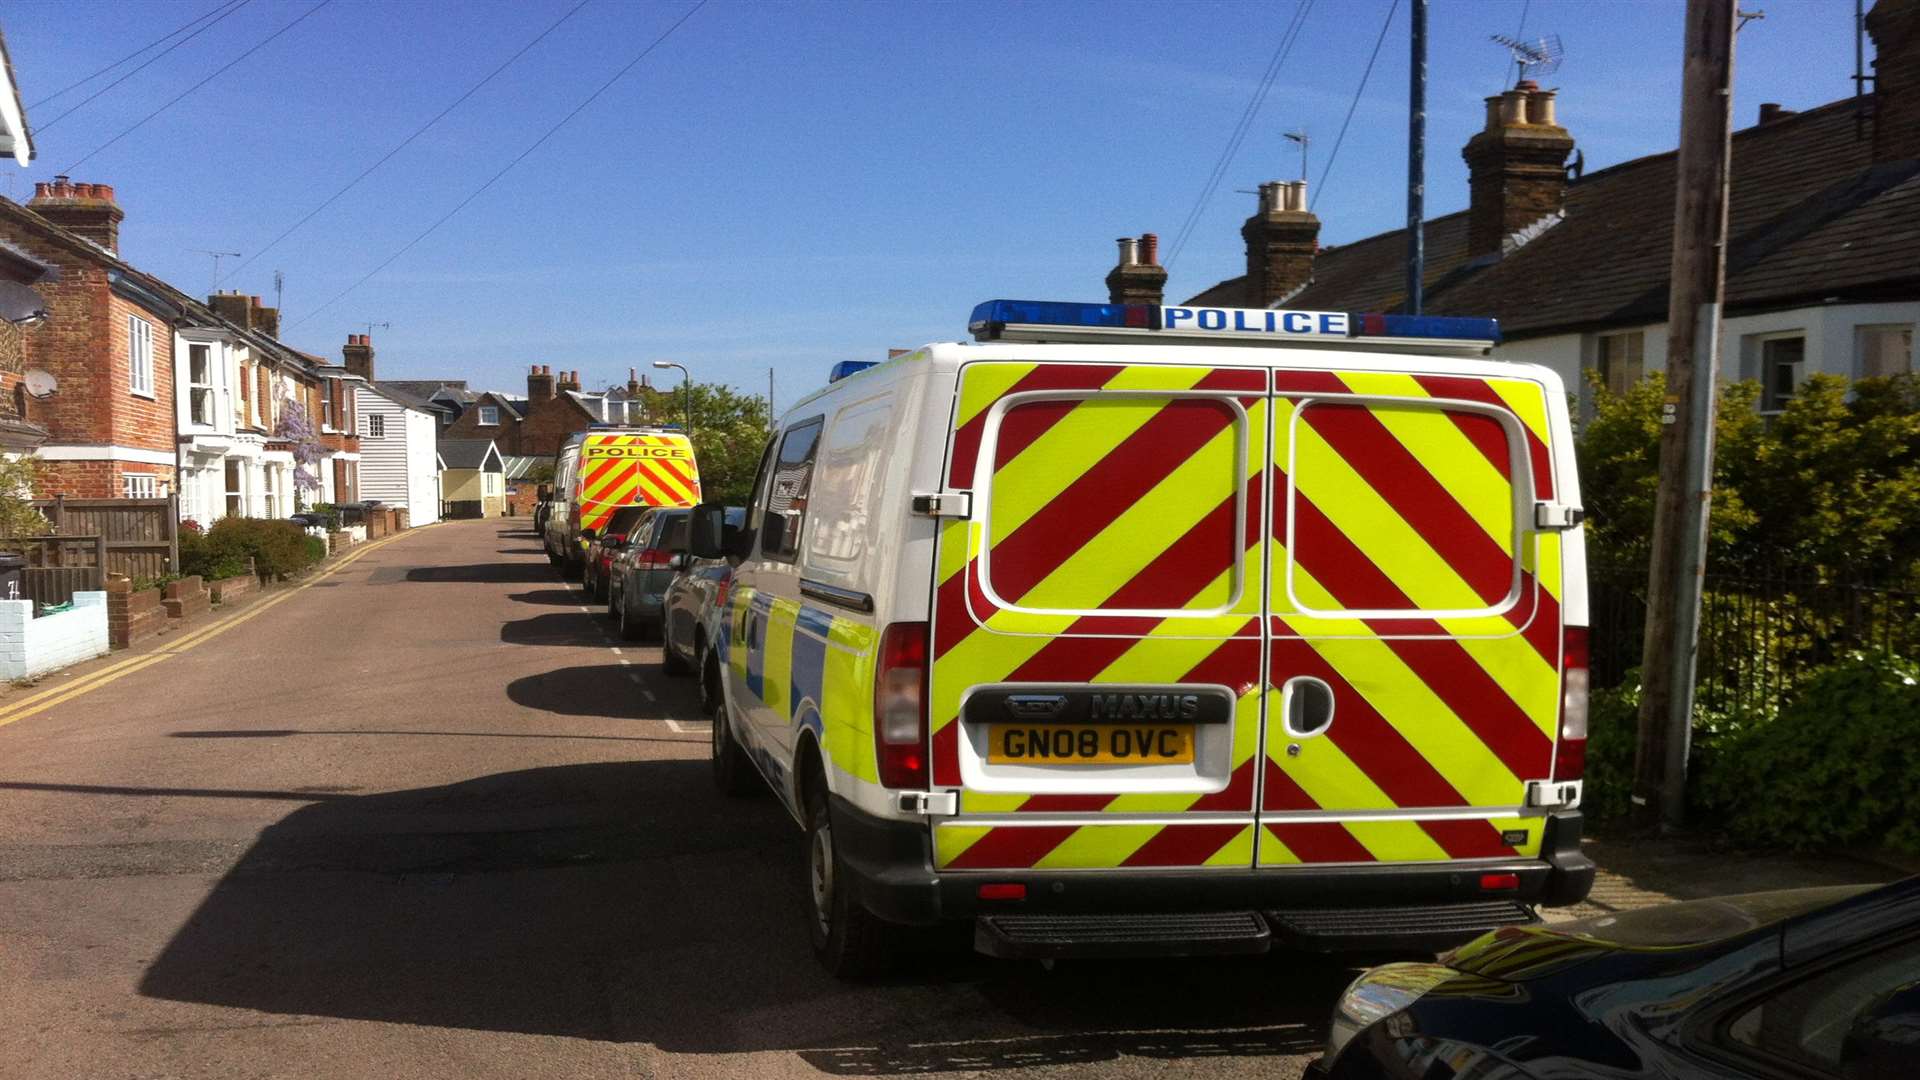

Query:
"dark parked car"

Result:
[[608, 507, 691, 648], [661, 505, 744, 680], [1315, 877, 1919, 1080], [580, 505, 648, 603]]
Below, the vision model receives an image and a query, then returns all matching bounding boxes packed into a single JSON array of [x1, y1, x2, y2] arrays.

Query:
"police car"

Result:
[[687, 299, 1594, 976]]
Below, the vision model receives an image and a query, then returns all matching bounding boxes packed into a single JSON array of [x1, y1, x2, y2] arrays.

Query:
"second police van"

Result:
[[543, 426, 702, 577], [687, 299, 1594, 976]]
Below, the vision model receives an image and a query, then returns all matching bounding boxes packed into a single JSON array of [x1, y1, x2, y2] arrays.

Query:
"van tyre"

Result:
[[804, 776, 892, 979], [710, 695, 755, 797]]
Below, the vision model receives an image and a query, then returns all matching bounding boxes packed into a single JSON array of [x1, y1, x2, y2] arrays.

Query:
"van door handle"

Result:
[[1280, 676, 1335, 738]]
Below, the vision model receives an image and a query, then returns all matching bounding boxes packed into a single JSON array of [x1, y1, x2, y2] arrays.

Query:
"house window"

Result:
[[187, 344, 215, 425], [1859, 324, 1916, 378], [123, 474, 157, 499], [321, 381, 335, 428], [262, 465, 277, 516], [127, 315, 155, 396], [1596, 331, 1645, 395], [1760, 335, 1807, 413], [366, 414, 386, 438], [478, 406, 499, 426], [224, 459, 244, 518]]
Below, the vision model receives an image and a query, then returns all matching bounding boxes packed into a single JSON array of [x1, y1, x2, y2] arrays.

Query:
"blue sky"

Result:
[[5, 0, 1864, 411]]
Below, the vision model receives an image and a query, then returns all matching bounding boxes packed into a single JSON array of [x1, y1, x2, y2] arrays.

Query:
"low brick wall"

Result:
[[106, 579, 165, 650], [0, 592, 109, 679], [163, 575, 211, 621], [210, 574, 255, 603]]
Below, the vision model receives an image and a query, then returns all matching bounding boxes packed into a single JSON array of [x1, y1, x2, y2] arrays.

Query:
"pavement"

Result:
[[0, 519, 1897, 1079]]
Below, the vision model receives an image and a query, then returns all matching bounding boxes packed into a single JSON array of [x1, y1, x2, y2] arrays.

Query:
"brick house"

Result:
[[1129, 0, 1918, 411], [437, 366, 658, 459], [0, 180, 181, 498]]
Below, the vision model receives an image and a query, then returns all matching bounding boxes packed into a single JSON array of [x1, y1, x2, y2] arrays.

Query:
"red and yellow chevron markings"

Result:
[[576, 433, 703, 531], [928, 361, 1565, 872]]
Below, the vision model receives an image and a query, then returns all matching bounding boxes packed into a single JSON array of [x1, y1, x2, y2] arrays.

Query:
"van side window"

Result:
[[740, 437, 777, 554], [760, 417, 825, 563]]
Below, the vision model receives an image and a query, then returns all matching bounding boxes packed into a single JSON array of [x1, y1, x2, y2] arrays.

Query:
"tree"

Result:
[[683, 382, 770, 505], [0, 455, 49, 544]]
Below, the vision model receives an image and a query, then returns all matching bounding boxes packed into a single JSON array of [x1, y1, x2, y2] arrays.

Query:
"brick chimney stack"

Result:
[[27, 176, 124, 254], [1105, 232, 1169, 306], [1868, 0, 1920, 163], [528, 364, 555, 401], [1461, 80, 1576, 259], [1241, 181, 1319, 306], [206, 291, 279, 338], [343, 334, 374, 381], [627, 367, 643, 396], [557, 370, 580, 393]]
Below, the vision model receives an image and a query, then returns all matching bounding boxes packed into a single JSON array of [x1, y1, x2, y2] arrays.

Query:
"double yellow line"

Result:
[[0, 529, 417, 731]]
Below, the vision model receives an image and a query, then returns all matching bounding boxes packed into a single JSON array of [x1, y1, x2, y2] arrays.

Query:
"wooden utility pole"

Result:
[[1405, 0, 1427, 314], [1633, 0, 1737, 829]]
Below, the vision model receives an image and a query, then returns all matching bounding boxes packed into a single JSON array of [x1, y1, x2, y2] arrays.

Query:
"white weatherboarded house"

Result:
[[354, 383, 440, 526]]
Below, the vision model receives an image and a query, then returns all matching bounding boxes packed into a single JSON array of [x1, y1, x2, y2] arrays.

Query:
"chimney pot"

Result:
[[1498, 89, 1528, 126], [1115, 237, 1138, 266], [1240, 180, 1321, 306], [1140, 233, 1159, 265], [1525, 89, 1557, 126]]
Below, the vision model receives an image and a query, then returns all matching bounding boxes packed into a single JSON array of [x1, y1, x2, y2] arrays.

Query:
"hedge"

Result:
[[181, 518, 322, 581]]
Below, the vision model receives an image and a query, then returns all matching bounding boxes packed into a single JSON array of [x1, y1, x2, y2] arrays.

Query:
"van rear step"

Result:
[[1265, 900, 1537, 953], [975, 912, 1272, 960]]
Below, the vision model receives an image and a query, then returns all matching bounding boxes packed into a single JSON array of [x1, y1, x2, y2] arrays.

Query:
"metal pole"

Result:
[[1405, 0, 1426, 315], [1633, 0, 1737, 830], [652, 362, 692, 430], [768, 367, 776, 431]]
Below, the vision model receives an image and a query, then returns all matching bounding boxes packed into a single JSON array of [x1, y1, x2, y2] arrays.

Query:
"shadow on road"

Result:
[[136, 761, 1345, 1065], [505, 664, 694, 720], [497, 548, 547, 556], [500, 611, 615, 647], [407, 564, 555, 584], [507, 589, 586, 607]]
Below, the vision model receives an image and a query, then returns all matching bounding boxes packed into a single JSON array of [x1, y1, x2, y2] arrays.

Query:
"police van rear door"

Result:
[[1260, 368, 1564, 867], [575, 432, 703, 536], [927, 359, 1270, 873]]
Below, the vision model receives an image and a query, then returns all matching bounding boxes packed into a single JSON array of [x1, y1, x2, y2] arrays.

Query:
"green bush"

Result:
[[198, 518, 319, 580], [306, 503, 342, 531], [1698, 651, 1920, 854], [303, 535, 327, 564], [179, 527, 249, 581], [1583, 674, 1775, 828]]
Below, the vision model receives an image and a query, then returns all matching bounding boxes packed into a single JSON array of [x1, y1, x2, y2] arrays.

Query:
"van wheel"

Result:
[[710, 694, 755, 798], [804, 773, 892, 979]]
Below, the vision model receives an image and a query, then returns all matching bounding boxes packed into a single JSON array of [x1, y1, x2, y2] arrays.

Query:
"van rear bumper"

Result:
[[829, 796, 1595, 939]]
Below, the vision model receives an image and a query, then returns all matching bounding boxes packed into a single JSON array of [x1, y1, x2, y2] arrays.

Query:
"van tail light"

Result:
[[874, 621, 929, 790], [636, 547, 672, 568], [1555, 626, 1589, 782]]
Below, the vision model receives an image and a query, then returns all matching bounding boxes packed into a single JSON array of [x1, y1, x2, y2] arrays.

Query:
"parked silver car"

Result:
[[607, 507, 691, 649], [661, 506, 744, 680]]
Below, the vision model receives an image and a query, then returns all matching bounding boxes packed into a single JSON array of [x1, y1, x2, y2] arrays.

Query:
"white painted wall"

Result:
[[405, 407, 440, 525], [0, 592, 108, 680], [1492, 302, 1920, 414], [354, 387, 440, 526]]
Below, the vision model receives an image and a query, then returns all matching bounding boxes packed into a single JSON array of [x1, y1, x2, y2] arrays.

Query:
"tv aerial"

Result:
[[1491, 33, 1564, 85]]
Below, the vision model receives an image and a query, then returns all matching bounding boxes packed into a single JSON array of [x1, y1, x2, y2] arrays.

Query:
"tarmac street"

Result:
[[0, 519, 1350, 1080]]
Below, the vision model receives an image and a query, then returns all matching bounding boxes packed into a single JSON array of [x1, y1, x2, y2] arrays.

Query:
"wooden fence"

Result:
[[27, 496, 179, 582]]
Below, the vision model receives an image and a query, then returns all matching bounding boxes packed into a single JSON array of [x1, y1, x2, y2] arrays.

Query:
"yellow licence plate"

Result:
[[987, 724, 1195, 765]]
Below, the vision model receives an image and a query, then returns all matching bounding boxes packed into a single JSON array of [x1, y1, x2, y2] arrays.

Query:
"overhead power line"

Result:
[[289, 1, 709, 330], [61, 0, 333, 174], [1165, 0, 1317, 269], [221, 0, 593, 286], [29, 0, 239, 109], [1312, 0, 1400, 211], [33, 0, 252, 136]]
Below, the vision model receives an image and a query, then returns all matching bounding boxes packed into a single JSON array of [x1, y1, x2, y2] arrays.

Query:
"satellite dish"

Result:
[[0, 280, 48, 325], [23, 369, 56, 399]]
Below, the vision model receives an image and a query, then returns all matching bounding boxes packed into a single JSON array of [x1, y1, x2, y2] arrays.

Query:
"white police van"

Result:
[[688, 299, 1593, 976]]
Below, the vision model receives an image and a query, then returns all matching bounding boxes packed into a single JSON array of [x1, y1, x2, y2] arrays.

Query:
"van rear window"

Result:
[[981, 394, 1246, 614]]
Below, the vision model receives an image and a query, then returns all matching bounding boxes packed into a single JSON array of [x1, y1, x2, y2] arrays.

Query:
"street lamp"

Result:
[[652, 361, 692, 431]]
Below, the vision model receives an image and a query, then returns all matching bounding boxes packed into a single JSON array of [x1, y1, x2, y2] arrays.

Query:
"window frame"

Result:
[[186, 343, 216, 427], [478, 405, 500, 426], [1757, 332, 1808, 414], [1857, 323, 1916, 380], [1595, 329, 1646, 396], [758, 416, 825, 564], [122, 474, 158, 499], [366, 413, 386, 438], [127, 314, 155, 398]]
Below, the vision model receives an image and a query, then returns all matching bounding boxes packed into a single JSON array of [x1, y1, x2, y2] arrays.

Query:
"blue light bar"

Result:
[[969, 299, 1156, 333], [969, 299, 1500, 347], [828, 360, 877, 382]]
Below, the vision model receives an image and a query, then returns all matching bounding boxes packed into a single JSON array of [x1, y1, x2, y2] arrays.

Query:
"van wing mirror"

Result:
[[687, 503, 729, 559]]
